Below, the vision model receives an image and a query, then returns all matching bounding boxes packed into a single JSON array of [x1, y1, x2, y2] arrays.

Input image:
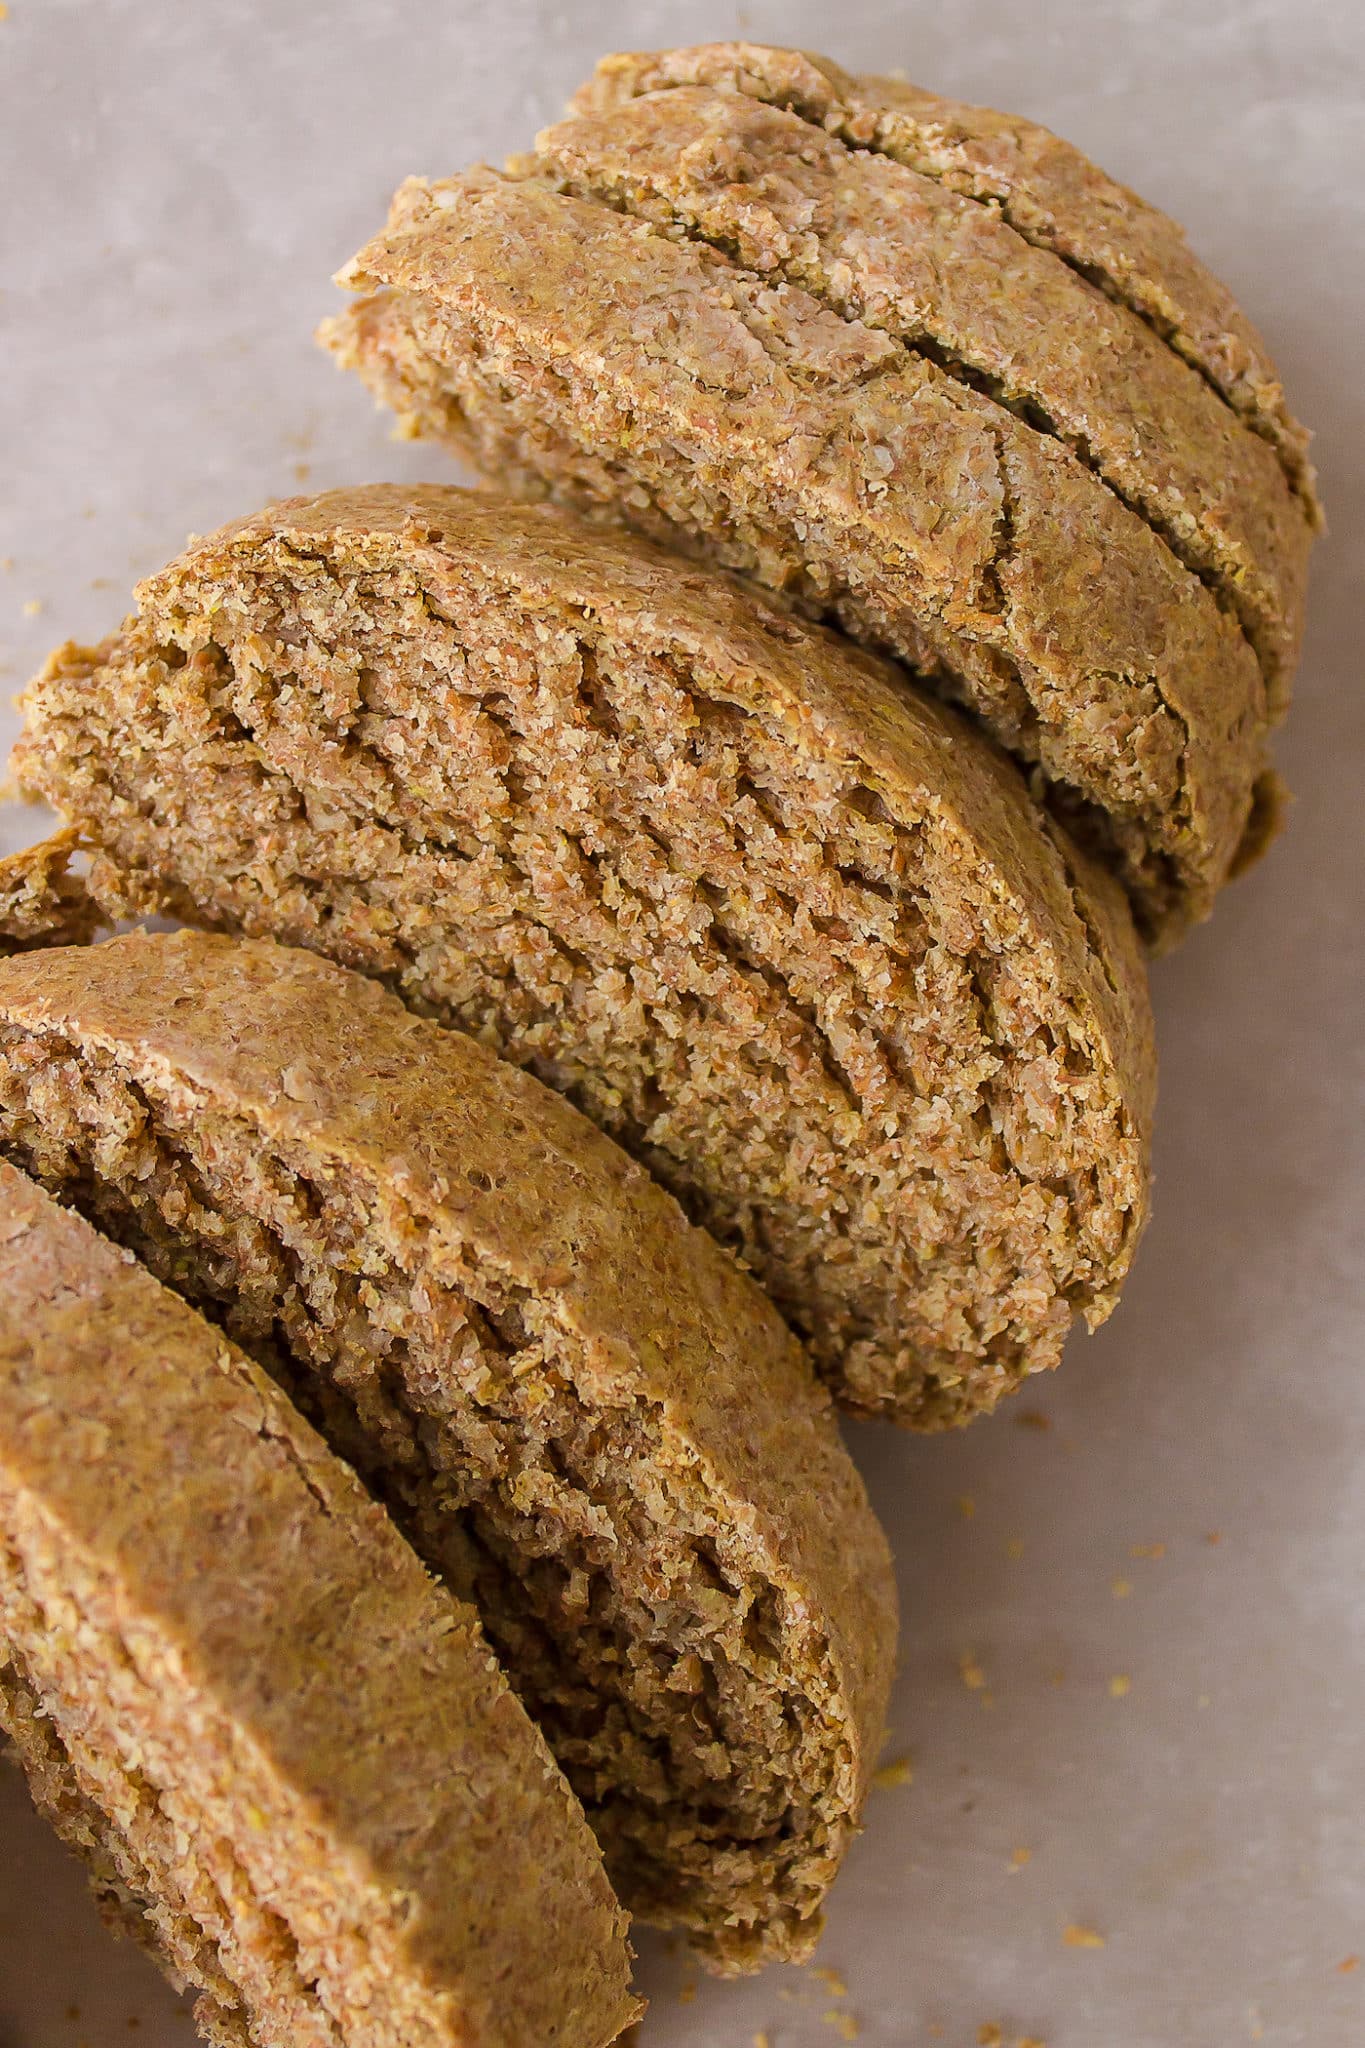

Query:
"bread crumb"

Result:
[[959, 1651, 987, 1691], [1017, 2037, 1049, 2047], [1063, 1923, 1106, 1949], [1111, 1577, 1132, 1598], [1206, 1530, 1222, 1545], [1017, 1409, 1051, 1431], [957, 1493, 976, 1519], [0, 557, 12, 570], [754, 2034, 772, 2048], [873, 1755, 913, 1789], [1009, 1845, 1032, 1870], [822, 2013, 859, 2040], [1197, 1693, 1212, 1709], [21, 597, 43, 617], [293, 460, 313, 483], [813, 1967, 847, 1997], [1050, 1666, 1066, 1687], [0, 8, 10, 22], [1006, 1535, 1025, 1559], [678, 1979, 697, 2003], [1109, 1674, 1131, 1698], [978, 2025, 1003, 2046], [1338, 1955, 1359, 1974], [1130, 1542, 1166, 1560]]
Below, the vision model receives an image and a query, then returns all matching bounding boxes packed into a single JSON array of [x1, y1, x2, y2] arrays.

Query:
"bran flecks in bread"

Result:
[[0, 1159, 639, 2047], [16, 486, 1154, 1428], [0, 829, 98, 954], [319, 48, 1316, 944], [0, 930, 897, 1972]]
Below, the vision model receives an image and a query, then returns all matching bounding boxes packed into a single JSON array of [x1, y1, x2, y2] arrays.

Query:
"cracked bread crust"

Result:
[[527, 85, 1311, 710], [0, 930, 897, 1972], [0, 1158, 639, 2048], [321, 164, 1271, 944], [573, 43, 1320, 523], [17, 485, 1153, 1428], [0, 830, 99, 954]]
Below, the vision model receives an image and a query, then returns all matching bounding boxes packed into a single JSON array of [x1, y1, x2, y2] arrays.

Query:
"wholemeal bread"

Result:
[[319, 48, 1316, 944], [0, 1158, 638, 2047], [0, 928, 896, 1971], [15, 485, 1155, 1427], [0, 830, 98, 954]]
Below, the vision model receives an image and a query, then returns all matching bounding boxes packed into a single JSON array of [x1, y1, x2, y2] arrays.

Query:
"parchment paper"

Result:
[[2, 3, 1362, 2043]]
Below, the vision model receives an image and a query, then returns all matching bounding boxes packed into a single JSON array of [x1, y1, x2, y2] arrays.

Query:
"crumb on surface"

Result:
[[1017, 1410, 1051, 1431], [822, 2012, 859, 2040], [957, 1493, 976, 1519], [872, 1755, 913, 1789], [1338, 1955, 1360, 1974], [21, 597, 43, 616], [1206, 1530, 1223, 1545], [1062, 1924, 1107, 1949], [959, 1651, 987, 1691], [1010, 1845, 1032, 1870], [1111, 1577, 1132, 1597], [1130, 1542, 1166, 1560], [813, 1966, 847, 1996], [1109, 1674, 1131, 1698], [978, 2025, 1003, 2046], [678, 1979, 697, 2004], [1006, 1535, 1025, 1559]]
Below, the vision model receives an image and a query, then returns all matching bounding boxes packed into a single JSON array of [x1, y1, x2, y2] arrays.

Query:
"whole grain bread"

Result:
[[0, 928, 897, 1972], [16, 484, 1155, 1428], [0, 830, 98, 954], [574, 43, 1320, 519], [0, 1158, 638, 2048], [319, 50, 1316, 944]]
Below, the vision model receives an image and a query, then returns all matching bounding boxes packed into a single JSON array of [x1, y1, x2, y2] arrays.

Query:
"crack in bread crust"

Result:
[[527, 86, 1310, 706], [571, 43, 1320, 521]]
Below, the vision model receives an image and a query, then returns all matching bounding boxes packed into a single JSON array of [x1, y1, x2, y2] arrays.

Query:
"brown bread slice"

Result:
[[0, 829, 99, 953], [574, 42, 1320, 522], [321, 166, 1270, 945], [15, 484, 1154, 1430], [526, 84, 1311, 713], [0, 929, 897, 1972], [0, 1158, 639, 2047]]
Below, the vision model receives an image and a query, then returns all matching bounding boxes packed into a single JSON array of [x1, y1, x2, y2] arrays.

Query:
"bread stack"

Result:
[[3, 41, 1313, 2045]]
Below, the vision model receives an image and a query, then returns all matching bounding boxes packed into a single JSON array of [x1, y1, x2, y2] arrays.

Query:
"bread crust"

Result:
[[574, 42, 1320, 520], [529, 85, 1310, 707], [0, 1157, 639, 2048]]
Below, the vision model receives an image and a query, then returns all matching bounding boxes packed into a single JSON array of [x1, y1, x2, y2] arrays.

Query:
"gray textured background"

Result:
[[2, 3, 1362, 2043]]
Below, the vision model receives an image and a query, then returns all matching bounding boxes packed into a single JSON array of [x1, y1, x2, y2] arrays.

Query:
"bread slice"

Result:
[[319, 54, 1315, 945], [0, 830, 98, 954], [0, 1158, 638, 2047], [0, 929, 896, 1972], [15, 484, 1155, 1429]]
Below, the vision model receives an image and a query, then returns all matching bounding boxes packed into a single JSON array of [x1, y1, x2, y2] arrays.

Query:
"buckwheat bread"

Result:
[[0, 1158, 638, 2047], [320, 51, 1316, 944], [0, 830, 98, 953], [16, 485, 1155, 1429], [0, 929, 897, 1972]]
